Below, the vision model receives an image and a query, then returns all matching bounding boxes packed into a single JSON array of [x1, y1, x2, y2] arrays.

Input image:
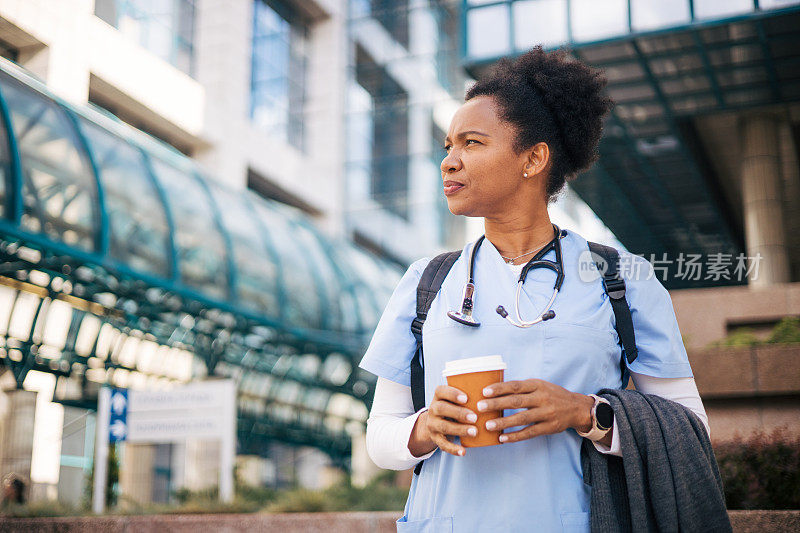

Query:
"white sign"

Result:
[[126, 380, 234, 443], [94, 379, 237, 513], [129, 380, 231, 413]]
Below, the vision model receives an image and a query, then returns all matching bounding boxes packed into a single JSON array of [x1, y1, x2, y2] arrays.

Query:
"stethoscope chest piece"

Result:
[[447, 282, 480, 327]]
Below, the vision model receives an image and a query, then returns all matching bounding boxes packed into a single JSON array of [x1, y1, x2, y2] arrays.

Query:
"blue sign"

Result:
[[108, 388, 128, 443]]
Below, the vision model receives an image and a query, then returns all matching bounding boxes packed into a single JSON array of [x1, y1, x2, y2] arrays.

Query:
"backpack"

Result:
[[409, 240, 639, 475]]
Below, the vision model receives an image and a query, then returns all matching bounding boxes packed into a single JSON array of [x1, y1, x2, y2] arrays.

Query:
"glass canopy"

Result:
[[0, 64, 400, 336], [0, 58, 401, 461], [463, 0, 800, 62]]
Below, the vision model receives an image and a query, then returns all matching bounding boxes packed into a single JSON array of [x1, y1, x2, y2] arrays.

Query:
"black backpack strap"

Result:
[[587, 242, 639, 388], [410, 250, 461, 474]]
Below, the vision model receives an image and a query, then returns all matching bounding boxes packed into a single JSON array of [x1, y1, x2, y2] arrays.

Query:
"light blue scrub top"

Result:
[[359, 228, 693, 533]]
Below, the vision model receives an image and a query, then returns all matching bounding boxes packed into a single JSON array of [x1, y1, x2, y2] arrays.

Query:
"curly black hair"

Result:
[[465, 45, 614, 204]]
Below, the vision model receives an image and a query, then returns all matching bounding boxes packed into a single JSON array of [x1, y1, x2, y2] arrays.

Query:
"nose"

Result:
[[441, 149, 462, 174]]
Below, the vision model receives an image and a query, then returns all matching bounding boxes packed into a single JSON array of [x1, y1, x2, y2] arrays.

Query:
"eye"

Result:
[[443, 139, 479, 152]]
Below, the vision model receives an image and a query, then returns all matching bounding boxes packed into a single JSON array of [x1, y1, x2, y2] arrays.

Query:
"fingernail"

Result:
[[466, 413, 477, 423], [457, 394, 468, 403], [499, 435, 508, 443], [458, 449, 465, 456], [485, 420, 496, 430], [476, 400, 487, 411], [467, 426, 477, 436], [483, 387, 493, 396]]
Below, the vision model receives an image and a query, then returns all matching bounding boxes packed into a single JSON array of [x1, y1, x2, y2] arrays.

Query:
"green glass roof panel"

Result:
[[76, 117, 171, 277], [0, 72, 98, 251], [0, 102, 9, 220], [147, 156, 229, 300], [206, 181, 280, 315], [250, 199, 322, 329]]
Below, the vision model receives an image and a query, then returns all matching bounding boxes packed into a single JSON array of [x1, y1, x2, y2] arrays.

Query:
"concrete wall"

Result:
[[670, 282, 800, 351], [0, 511, 798, 532], [689, 345, 800, 441], [671, 281, 800, 442]]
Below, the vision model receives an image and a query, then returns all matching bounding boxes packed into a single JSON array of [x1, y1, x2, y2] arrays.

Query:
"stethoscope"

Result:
[[447, 224, 566, 328]]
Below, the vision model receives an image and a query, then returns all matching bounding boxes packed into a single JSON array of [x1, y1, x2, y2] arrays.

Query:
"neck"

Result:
[[484, 211, 554, 264]]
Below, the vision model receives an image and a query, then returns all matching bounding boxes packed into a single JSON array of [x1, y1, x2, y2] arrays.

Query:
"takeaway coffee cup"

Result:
[[442, 355, 507, 447]]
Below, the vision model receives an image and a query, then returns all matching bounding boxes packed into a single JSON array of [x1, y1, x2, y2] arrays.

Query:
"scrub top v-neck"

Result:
[[359, 228, 693, 532]]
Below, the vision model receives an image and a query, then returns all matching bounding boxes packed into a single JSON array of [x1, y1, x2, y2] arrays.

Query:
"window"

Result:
[[354, 45, 409, 219], [432, 0, 460, 93], [466, 4, 510, 59], [569, 0, 629, 43], [94, 0, 196, 76], [513, 0, 568, 50], [0, 38, 18, 63], [371, 0, 409, 48], [250, 0, 309, 152]]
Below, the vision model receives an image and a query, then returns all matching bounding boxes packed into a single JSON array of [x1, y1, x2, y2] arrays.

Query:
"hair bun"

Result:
[[516, 46, 614, 175]]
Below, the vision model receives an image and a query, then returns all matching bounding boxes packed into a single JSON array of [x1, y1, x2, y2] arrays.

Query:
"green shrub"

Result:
[[707, 317, 800, 349], [0, 500, 81, 518], [709, 328, 761, 348], [265, 489, 328, 513], [263, 472, 408, 513], [715, 426, 800, 510], [766, 317, 800, 344]]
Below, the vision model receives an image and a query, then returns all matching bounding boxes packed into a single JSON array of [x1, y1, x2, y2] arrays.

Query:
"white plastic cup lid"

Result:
[[442, 355, 507, 377]]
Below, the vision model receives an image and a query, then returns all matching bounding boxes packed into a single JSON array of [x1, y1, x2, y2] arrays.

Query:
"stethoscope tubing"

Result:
[[448, 224, 564, 329]]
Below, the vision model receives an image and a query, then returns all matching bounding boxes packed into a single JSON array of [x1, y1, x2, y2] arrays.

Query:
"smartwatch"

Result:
[[576, 394, 614, 441]]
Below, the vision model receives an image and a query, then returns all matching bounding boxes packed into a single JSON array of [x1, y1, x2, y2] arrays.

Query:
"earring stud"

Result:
[[523, 172, 528, 178]]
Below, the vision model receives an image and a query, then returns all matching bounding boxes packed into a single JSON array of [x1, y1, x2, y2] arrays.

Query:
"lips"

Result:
[[443, 180, 465, 196]]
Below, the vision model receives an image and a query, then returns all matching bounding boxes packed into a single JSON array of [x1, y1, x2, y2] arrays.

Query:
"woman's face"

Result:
[[441, 95, 548, 218]]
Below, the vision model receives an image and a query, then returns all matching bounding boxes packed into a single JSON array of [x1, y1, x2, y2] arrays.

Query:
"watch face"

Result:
[[596, 402, 614, 430]]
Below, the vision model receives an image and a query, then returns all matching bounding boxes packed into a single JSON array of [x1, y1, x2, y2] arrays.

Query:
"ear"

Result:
[[524, 142, 550, 177]]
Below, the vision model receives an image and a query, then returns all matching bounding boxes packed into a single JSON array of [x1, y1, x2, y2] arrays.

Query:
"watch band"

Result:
[[576, 394, 613, 441]]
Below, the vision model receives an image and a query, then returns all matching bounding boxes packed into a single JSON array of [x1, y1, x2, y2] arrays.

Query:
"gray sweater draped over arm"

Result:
[[581, 388, 732, 533]]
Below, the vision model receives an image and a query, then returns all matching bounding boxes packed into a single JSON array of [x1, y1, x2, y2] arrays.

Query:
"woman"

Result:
[[359, 46, 709, 532]]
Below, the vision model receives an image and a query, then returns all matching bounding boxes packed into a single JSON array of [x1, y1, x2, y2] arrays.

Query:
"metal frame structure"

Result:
[[461, 1, 800, 288], [0, 57, 399, 463]]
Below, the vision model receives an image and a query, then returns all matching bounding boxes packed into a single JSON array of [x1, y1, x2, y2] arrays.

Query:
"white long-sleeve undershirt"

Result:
[[365, 371, 710, 471]]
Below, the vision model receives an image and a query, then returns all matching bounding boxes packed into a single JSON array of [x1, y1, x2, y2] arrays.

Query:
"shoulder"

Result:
[[395, 256, 433, 291], [571, 232, 670, 304], [408, 256, 433, 277], [404, 246, 466, 282], [617, 250, 670, 299], [574, 231, 665, 293]]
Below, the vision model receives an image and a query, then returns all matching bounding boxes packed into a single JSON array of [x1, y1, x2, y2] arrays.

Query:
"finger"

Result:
[[498, 420, 558, 443], [429, 400, 477, 424], [430, 416, 477, 439], [482, 379, 540, 398], [431, 432, 465, 457], [485, 407, 550, 432], [476, 392, 537, 413], [433, 385, 469, 405]]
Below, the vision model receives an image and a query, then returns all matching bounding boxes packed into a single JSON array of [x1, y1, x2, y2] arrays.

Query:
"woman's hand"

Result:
[[477, 379, 594, 443], [409, 385, 478, 457]]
